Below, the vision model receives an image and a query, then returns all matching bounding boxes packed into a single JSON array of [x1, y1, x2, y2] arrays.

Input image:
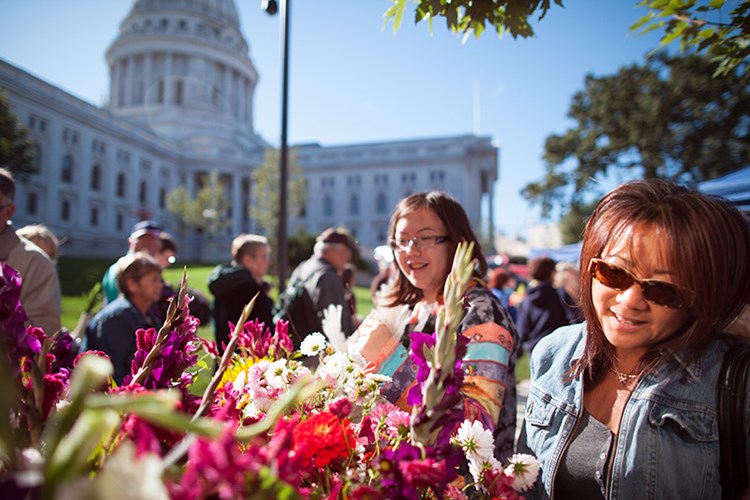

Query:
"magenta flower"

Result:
[[169, 425, 256, 500]]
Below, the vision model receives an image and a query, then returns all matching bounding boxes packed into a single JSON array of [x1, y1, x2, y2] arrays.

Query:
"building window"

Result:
[[116, 173, 126, 197], [91, 164, 101, 191], [116, 213, 124, 231], [61, 154, 74, 183], [159, 187, 166, 209], [376, 192, 388, 215], [139, 180, 148, 204], [61, 200, 71, 221], [26, 192, 38, 215], [323, 195, 333, 217], [90, 207, 99, 226], [349, 194, 359, 216], [29, 144, 42, 174], [175, 80, 184, 105]]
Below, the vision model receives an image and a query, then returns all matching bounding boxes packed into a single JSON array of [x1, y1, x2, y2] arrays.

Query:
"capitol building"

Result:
[[0, 0, 500, 262]]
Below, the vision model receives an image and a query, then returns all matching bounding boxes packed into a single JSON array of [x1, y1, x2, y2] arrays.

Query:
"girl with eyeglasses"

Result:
[[517, 179, 750, 499], [350, 190, 519, 461]]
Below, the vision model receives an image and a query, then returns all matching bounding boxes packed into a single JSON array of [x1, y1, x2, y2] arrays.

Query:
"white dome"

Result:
[[131, 0, 240, 30], [106, 0, 263, 150]]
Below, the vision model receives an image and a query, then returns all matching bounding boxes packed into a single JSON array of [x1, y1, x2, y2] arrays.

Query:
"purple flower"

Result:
[[0, 263, 39, 367]]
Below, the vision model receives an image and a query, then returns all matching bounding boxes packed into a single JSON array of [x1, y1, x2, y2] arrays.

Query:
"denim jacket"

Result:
[[517, 323, 750, 500]]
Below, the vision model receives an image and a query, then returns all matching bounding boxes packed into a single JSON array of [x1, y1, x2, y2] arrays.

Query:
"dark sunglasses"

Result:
[[588, 258, 693, 309]]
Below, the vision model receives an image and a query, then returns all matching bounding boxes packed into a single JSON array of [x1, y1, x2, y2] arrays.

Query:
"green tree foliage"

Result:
[[632, 0, 750, 77], [384, 0, 564, 39], [249, 147, 306, 240], [558, 201, 597, 245], [522, 53, 750, 219], [166, 171, 232, 235], [0, 91, 35, 175]]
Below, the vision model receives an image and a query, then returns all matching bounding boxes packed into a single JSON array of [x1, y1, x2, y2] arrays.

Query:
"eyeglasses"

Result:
[[0, 203, 12, 210], [588, 258, 693, 309], [389, 235, 450, 252]]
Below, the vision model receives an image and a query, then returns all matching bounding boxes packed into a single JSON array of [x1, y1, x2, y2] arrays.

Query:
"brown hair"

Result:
[[115, 252, 162, 299], [488, 267, 512, 290], [574, 179, 750, 379], [231, 234, 268, 262], [528, 256, 557, 282], [384, 191, 487, 306]]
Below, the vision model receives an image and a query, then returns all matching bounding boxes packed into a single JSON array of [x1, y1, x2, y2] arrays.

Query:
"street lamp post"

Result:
[[262, 0, 290, 288]]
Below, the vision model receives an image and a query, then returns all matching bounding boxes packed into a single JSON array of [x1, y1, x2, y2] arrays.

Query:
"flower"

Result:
[[454, 419, 494, 461], [299, 332, 327, 356], [293, 411, 356, 468], [503, 453, 541, 492]]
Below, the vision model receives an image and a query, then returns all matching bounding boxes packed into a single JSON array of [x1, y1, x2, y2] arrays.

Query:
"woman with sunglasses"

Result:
[[351, 191, 519, 460], [517, 179, 750, 499]]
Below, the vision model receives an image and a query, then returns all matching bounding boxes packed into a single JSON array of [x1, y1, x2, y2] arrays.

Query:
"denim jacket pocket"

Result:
[[525, 388, 574, 454], [648, 402, 717, 442]]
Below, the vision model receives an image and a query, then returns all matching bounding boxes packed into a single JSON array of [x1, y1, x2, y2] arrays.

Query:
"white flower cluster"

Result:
[[300, 332, 392, 414], [453, 420, 540, 493]]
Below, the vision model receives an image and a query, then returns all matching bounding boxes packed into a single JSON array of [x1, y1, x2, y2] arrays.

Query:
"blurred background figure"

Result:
[[85, 252, 163, 384], [157, 232, 177, 269], [101, 220, 163, 304], [17, 224, 60, 263], [516, 256, 570, 356], [340, 262, 360, 329], [488, 267, 518, 322], [0, 167, 61, 335], [554, 261, 583, 324], [208, 234, 274, 355], [369, 244, 397, 305]]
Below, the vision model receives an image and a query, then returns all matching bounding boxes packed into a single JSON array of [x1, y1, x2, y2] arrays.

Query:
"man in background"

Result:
[[0, 167, 61, 334]]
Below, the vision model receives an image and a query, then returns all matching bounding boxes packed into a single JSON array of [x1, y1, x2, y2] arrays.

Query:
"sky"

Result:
[[0, 0, 666, 239]]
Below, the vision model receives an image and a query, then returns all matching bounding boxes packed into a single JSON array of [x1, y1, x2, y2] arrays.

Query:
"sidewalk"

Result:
[[516, 379, 530, 440]]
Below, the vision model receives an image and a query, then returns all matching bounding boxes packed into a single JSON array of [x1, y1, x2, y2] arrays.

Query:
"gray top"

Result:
[[555, 409, 613, 499]]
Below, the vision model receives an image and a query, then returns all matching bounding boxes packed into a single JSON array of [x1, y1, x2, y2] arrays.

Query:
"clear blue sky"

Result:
[[0, 0, 665, 238]]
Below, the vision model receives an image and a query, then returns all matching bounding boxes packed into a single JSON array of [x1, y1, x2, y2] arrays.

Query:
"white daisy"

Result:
[[454, 419, 494, 461], [300, 332, 327, 356], [265, 359, 289, 389], [503, 453, 542, 492]]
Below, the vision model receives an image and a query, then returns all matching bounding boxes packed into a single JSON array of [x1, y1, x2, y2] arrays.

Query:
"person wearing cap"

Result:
[[285, 227, 358, 337], [101, 220, 163, 305], [0, 167, 62, 335]]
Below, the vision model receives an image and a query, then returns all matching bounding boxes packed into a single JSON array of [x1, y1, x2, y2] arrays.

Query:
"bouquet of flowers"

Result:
[[0, 243, 539, 499]]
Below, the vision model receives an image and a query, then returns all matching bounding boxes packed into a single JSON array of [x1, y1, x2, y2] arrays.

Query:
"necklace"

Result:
[[608, 366, 640, 385]]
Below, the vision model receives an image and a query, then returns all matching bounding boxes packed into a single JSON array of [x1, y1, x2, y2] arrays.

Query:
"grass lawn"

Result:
[[59, 257, 529, 380]]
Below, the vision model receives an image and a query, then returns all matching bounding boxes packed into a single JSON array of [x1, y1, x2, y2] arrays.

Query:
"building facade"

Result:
[[0, 0, 499, 262]]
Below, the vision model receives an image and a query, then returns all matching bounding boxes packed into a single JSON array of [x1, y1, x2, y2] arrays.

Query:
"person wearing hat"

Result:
[[101, 220, 164, 305], [281, 227, 358, 339]]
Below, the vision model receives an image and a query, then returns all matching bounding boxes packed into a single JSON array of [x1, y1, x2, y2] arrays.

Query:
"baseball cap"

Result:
[[130, 220, 162, 239], [317, 227, 357, 253]]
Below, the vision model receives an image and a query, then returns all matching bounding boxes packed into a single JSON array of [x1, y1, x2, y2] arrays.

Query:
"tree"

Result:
[[0, 91, 35, 175], [632, 0, 750, 77], [522, 53, 750, 219], [249, 147, 306, 240], [384, 0, 564, 39], [166, 171, 232, 235], [384, 1, 750, 73]]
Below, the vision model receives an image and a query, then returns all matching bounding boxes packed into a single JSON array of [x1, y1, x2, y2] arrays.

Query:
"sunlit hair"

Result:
[[17, 224, 59, 261], [231, 234, 268, 262], [384, 191, 487, 307], [574, 179, 750, 380], [115, 252, 162, 299]]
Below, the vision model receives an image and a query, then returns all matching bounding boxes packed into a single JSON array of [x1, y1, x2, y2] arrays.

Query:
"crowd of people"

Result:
[[2, 160, 749, 496]]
